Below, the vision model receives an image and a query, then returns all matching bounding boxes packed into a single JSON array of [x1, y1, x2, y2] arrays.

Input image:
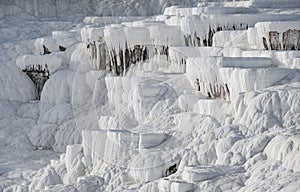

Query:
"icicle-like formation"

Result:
[[266, 29, 300, 50], [169, 47, 223, 73], [251, 21, 300, 50], [86, 40, 110, 70], [179, 13, 298, 47], [107, 43, 149, 76], [186, 57, 228, 99], [22, 64, 50, 100], [186, 57, 274, 100], [185, 22, 249, 47], [81, 27, 110, 71], [102, 24, 185, 75]]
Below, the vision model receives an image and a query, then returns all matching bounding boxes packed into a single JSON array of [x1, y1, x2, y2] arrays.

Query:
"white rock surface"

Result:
[[227, 68, 300, 102], [129, 78, 177, 123], [213, 30, 249, 48], [0, 64, 35, 102], [16, 54, 63, 74], [182, 165, 244, 182], [81, 27, 104, 43], [82, 129, 140, 166], [29, 166, 62, 191], [169, 47, 223, 72], [177, 93, 200, 112], [293, 58, 300, 69], [66, 144, 83, 170], [193, 99, 231, 122], [170, 180, 195, 192], [139, 132, 168, 150], [241, 50, 300, 68], [28, 124, 59, 149], [129, 152, 180, 182], [1, 1, 300, 192]]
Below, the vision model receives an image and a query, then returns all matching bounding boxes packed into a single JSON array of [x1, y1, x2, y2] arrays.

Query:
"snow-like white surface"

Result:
[[241, 50, 300, 68], [170, 180, 195, 192], [177, 93, 200, 112], [105, 76, 134, 112], [0, 64, 35, 102], [222, 57, 273, 68], [66, 144, 83, 170], [104, 23, 184, 53], [40, 70, 75, 104], [82, 129, 139, 166], [16, 54, 63, 74], [213, 30, 249, 48], [83, 16, 147, 25], [252, 0, 300, 8], [163, 3, 257, 16], [226, 67, 300, 101], [186, 56, 298, 101], [81, 27, 104, 43], [1, 1, 300, 192], [129, 152, 180, 182], [193, 99, 231, 122], [124, 26, 152, 48], [139, 132, 168, 150], [34, 36, 79, 55], [254, 21, 300, 50], [179, 13, 298, 40], [182, 165, 244, 182], [149, 25, 185, 46], [104, 25, 126, 52], [169, 47, 223, 72], [129, 78, 177, 123], [234, 82, 300, 133], [293, 58, 300, 69]]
